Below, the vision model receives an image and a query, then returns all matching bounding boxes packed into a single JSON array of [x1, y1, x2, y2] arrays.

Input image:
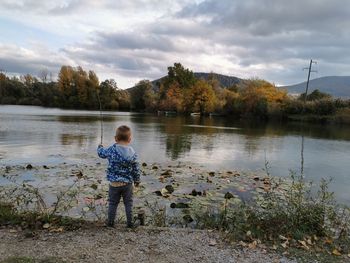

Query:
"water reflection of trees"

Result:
[[117, 114, 350, 162], [60, 133, 87, 146], [159, 116, 232, 160], [161, 117, 192, 160], [57, 115, 117, 123]]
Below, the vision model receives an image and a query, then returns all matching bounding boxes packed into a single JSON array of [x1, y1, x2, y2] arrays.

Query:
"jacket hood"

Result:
[[113, 144, 136, 161]]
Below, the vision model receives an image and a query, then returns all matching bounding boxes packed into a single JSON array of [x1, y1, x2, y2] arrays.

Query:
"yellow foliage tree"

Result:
[[185, 80, 216, 114]]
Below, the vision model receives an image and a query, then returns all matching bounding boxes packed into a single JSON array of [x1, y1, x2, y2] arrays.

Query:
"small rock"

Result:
[[43, 165, 49, 169], [5, 166, 11, 173], [183, 215, 193, 223], [24, 230, 35, 238], [165, 185, 174, 194], [71, 170, 83, 179], [26, 164, 33, 169], [224, 192, 234, 199], [154, 190, 162, 196], [152, 165, 158, 170], [142, 162, 147, 167], [90, 184, 98, 190], [43, 223, 50, 229], [209, 239, 217, 246], [206, 177, 212, 183], [208, 171, 215, 177], [190, 189, 202, 196], [170, 202, 189, 209], [161, 170, 172, 177]]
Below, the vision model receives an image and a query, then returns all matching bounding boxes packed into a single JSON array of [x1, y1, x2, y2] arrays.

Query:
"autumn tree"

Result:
[[58, 66, 74, 98], [57, 66, 101, 109], [185, 80, 216, 114], [20, 74, 37, 87], [159, 82, 183, 112]]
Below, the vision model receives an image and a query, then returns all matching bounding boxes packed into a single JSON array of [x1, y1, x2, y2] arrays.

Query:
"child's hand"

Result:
[[134, 182, 140, 187]]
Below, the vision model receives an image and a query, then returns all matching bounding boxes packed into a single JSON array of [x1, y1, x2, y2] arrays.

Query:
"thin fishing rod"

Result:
[[96, 90, 103, 145]]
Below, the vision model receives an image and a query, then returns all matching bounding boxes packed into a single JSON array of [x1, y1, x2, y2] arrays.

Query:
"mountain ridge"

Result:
[[129, 73, 350, 98], [281, 76, 350, 98], [127, 72, 243, 92]]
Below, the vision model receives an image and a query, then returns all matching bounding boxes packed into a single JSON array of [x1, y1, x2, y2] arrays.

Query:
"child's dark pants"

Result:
[[108, 184, 133, 226]]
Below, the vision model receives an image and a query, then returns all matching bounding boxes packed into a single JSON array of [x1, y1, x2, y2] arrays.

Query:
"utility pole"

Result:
[[299, 59, 317, 179], [302, 59, 317, 103]]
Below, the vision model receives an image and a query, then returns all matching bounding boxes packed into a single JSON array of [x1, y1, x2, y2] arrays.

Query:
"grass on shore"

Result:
[[188, 172, 350, 262], [1, 169, 349, 262]]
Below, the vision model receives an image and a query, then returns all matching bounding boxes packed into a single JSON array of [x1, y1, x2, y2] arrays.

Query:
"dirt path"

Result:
[[0, 226, 295, 263]]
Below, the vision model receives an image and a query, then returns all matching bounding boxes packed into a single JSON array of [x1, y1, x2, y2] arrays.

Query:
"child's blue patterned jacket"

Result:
[[97, 144, 141, 184]]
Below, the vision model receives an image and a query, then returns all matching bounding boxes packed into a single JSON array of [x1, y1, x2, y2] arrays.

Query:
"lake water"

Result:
[[0, 105, 350, 203]]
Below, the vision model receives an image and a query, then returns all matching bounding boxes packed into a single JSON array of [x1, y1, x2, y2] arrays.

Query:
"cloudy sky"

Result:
[[0, 0, 349, 88]]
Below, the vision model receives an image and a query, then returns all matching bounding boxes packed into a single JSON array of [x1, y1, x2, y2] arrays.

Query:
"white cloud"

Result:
[[0, 0, 350, 87]]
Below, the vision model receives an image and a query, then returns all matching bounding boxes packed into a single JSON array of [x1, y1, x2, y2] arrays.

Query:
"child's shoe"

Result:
[[127, 223, 136, 229], [105, 220, 115, 228]]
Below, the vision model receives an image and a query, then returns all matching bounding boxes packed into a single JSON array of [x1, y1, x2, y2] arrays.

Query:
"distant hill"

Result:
[[193, 72, 242, 87], [128, 72, 243, 92], [281, 76, 350, 98]]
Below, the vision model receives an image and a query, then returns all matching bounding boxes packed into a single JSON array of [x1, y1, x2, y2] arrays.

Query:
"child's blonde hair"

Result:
[[115, 125, 131, 142]]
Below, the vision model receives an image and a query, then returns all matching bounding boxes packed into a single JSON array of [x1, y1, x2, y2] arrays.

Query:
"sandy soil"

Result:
[[0, 226, 296, 263]]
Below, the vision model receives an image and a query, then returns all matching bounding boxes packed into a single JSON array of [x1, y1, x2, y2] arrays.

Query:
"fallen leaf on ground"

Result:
[[332, 249, 341, 256], [248, 240, 257, 249], [50, 227, 64, 233], [239, 241, 247, 247], [279, 235, 288, 241], [324, 237, 333, 244], [43, 223, 50, 229], [298, 240, 309, 250], [281, 241, 288, 248]]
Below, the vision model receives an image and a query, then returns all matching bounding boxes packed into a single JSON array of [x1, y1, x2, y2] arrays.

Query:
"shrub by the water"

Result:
[[191, 172, 350, 256]]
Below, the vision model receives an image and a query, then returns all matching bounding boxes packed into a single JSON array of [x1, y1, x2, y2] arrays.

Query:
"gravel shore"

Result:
[[0, 226, 296, 263]]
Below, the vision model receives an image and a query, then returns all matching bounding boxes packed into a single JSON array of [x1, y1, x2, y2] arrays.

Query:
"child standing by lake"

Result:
[[97, 125, 141, 228]]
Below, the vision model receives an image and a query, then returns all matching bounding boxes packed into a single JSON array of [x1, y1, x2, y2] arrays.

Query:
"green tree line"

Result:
[[1, 63, 350, 122], [0, 66, 130, 110]]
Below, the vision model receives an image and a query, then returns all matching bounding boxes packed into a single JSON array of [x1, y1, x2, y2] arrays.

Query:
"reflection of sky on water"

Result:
[[1, 105, 350, 203]]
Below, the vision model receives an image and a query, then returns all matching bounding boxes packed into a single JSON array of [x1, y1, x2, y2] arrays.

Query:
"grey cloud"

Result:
[[0, 45, 66, 77], [94, 31, 178, 52], [0, 0, 187, 15], [178, 0, 350, 35], [1, 0, 350, 87]]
